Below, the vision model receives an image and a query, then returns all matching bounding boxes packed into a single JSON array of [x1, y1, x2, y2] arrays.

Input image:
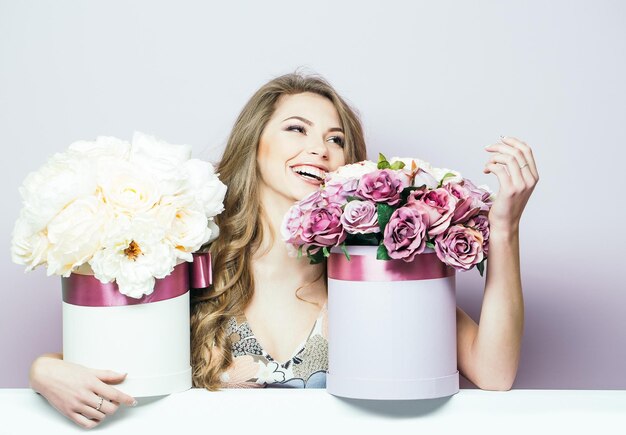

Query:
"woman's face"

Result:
[[257, 92, 346, 204]]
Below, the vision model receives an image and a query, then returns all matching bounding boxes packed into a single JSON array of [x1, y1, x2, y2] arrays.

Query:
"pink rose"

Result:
[[461, 178, 494, 212], [281, 204, 305, 245], [383, 206, 428, 262], [433, 224, 485, 271], [444, 182, 482, 224], [466, 213, 490, 256], [323, 178, 359, 205], [356, 169, 406, 206], [340, 200, 379, 234], [406, 187, 457, 238], [302, 204, 346, 247], [298, 189, 328, 211]]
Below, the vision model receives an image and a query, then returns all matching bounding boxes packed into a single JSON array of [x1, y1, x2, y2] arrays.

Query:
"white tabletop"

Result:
[[1, 388, 624, 434]]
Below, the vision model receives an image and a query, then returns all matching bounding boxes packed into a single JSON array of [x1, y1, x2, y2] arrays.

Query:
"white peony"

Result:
[[430, 167, 464, 186], [183, 159, 227, 218], [130, 131, 191, 166], [12, 132, 228, 297], [386, 156, 441, 189], [68, 135, 131, 160], [130, 132, 191, 196], [325, 160, 378, 183], [97, 158, 161, 216], [206, 218, 220, 244], [45, 195, 111, 277], [11, 214, 50, 271], [89, 215, 177, 299], [19, 152, 97, 233], [155, 194, 213, 262], [389, 156, 433, 171]]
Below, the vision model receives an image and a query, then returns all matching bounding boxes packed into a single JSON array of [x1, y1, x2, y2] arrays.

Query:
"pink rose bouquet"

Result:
[[282, 153, 495, 275]]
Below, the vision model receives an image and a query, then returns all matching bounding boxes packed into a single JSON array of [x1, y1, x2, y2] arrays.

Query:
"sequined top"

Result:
[[218, 301, 328, 388]]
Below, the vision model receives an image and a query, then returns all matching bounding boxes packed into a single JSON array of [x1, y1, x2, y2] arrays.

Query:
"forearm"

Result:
[[472, 227, 524, 390]]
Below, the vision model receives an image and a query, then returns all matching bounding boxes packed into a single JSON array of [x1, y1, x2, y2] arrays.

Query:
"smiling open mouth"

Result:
[[290, 165, 326, 183]]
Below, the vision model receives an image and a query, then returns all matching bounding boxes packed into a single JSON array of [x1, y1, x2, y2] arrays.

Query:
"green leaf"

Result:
[[376, 242, 391, 260], [377, 153, 391, 169], [400, 186, 421, 204], [389, 160, 406, 170], [322, 246, 330, 257], [297, 245, 303, 259], [306, 246, 325, 264], [426, 241, 435, 249], [345, 233, 380, 246], [340, 243, 351, 261], [346, 195, 360, 202], [476, 258, 486, 277], [437, 172, 457, 188], [377, 203, 395, 233]]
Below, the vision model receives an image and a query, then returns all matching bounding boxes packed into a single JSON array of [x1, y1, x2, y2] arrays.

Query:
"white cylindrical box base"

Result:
[[62, 291, 192, 398], [326, 245, 459, 400]]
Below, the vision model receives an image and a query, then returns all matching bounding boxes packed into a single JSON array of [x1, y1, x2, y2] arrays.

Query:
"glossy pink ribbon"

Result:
[[62, 252, 212, 307], [327, 251, 454, 282]]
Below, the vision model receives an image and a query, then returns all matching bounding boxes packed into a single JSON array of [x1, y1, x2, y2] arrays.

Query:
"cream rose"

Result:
[[98, 158, 161, 215], [46, 195, 111, 277], [89, 215, 177, 298], [183, 159, 227, 218]]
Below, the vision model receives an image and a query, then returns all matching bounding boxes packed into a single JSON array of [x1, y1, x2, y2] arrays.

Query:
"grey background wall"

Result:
[[2, 0, 624, 389]]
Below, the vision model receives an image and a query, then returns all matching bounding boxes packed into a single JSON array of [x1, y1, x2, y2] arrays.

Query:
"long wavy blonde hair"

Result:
[[190, 69, 368, 390]]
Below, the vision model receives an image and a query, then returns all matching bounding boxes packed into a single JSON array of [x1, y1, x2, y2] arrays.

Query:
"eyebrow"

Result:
[[282, 116, 344, 133]]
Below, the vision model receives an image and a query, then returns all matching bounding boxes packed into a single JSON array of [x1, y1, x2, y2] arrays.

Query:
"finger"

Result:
[[484, 141, 531, 185], [90, 393, 119, 415], [499, 136, 539, 181], [71, 412, 100, 430], [77, 403, 106, 421], [92, 369, 127, 385], [94, 382, 137, 408], [483, 162, 513, 191], [485, 152, 526, 190]]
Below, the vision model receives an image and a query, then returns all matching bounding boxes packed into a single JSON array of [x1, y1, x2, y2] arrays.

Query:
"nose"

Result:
[[305, 136, 329, 160]]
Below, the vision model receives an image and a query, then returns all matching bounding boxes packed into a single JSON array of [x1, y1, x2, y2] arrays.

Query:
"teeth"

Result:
[[291, 165, 326, 181]]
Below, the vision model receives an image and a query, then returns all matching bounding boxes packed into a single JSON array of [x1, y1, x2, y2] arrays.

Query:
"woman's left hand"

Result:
[[482, 136, 540, 232]]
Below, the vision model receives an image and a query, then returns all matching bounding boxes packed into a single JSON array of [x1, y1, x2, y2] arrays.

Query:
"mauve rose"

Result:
[[462, 178, 495, 211], [433, 224, 485, 271], [406, 187, 457, 238], [356, 169, 406, 205], [281, 205, 305, 245], [383, 206, 428, 262], [323, 177, 359, 204], [298, 189, 328, 211], [340, 200, 379, 234], [302, 204, 346, 246], [466, 213, 490, 256], [444, 182, 482, 224]]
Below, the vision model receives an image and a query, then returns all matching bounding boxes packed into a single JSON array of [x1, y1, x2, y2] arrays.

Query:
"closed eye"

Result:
[[286, 125, 344, 147], [287, 125, 306, 134]]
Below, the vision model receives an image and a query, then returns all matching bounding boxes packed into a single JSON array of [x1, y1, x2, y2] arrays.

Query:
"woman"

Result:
[[28, 70, 539, 429]]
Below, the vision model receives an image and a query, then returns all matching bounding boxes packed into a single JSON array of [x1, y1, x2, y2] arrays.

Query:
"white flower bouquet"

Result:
[[12, 131, 226, 297], [11, 131, 227, 397]]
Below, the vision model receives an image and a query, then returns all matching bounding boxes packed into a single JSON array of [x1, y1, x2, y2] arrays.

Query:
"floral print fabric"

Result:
[[219, 301, 328, 389]]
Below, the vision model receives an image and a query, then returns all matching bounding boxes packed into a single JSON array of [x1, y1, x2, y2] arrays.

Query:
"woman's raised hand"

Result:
[[29, 354, 137, 430]]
